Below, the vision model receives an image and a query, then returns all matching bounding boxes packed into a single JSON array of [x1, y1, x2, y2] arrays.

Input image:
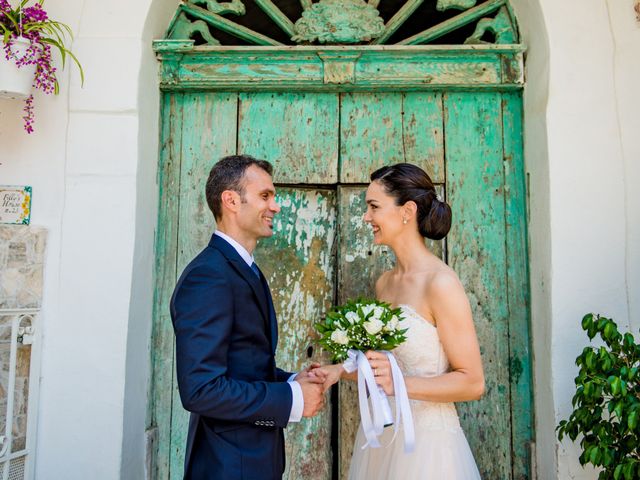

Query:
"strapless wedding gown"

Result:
[[348, 305, 481, 480]]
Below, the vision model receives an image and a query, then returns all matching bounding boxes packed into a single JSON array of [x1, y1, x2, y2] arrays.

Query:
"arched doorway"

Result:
[[148, 1, 532, 478]]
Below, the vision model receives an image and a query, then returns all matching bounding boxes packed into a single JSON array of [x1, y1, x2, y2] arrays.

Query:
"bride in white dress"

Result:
[[317, 163, 484, 479]]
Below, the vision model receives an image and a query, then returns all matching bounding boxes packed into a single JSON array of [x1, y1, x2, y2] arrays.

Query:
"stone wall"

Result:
[[0, 226, 47, 309]]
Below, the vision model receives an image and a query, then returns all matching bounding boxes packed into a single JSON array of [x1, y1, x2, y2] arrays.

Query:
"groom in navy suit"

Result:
[[170, 155, 326, 480]]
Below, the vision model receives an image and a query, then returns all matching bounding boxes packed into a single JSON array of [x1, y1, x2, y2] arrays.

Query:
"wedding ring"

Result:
[[374, 368, 378, 376]]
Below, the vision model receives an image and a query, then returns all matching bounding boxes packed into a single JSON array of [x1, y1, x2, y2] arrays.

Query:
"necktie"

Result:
[[250, 262, 260, 278]]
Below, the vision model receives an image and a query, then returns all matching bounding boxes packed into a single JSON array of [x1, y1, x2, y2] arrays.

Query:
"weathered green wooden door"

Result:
[[149, 1, 532, 479], [150, 86, 531, 479]]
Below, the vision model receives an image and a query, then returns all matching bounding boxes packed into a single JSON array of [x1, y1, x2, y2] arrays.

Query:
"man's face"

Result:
[[236, 165, 280, 240]]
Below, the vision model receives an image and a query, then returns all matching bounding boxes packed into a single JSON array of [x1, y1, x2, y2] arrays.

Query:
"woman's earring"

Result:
[[403, 218, 408, 225]]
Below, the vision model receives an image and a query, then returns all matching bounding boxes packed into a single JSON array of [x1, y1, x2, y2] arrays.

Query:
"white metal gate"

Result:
[[0, 309, 40, 480]]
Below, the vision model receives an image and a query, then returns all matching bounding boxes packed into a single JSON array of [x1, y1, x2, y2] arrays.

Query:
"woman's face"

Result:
[[363, 181, 405, 245]]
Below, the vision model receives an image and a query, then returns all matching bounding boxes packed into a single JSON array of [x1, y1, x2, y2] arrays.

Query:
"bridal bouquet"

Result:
[[315, 300, 415, 452], [315, 299, 407, 362]]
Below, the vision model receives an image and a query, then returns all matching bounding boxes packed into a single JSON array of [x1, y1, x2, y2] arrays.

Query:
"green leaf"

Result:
[[589, 445, 601, 465], [614, 400, 624, 419], [623, 461, 635, 480], [610, 376, 621, 396], [628, 410, 638, 431], [586, 350, 596, 370], [582, 313, 594, 331], [623, 333, 635, 349], [614, 464, 623, 480]]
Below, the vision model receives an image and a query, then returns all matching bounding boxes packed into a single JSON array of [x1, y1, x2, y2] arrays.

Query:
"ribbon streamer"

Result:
[[343, 349, 415, 453]]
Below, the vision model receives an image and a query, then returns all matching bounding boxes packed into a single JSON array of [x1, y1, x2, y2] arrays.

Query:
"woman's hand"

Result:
[[366, 350, 394, 395], [310, 364, 344, 392], [295, 362, 326, 384]]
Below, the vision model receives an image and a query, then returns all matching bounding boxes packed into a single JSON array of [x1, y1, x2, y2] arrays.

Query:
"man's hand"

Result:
[[298, 376, 325, 417]]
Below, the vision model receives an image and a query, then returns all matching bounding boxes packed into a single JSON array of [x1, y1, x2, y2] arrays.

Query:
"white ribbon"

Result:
[[343, 349, 415, 453]]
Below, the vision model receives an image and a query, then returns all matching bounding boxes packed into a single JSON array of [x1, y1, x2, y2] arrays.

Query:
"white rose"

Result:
[[345, 311, 359, 325], [364, 318, 384, 335], [373, 306, 385, 319], [361, 304, 376, 317], [331, 329, 349, 345], [385, 315, 399, 332]]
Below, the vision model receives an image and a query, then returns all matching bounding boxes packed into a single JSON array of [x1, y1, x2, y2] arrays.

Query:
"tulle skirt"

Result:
[[348, 421, 481, 480]]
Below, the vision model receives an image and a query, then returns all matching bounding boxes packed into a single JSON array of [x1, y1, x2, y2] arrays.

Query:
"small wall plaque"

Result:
[[0, 186, 32, 225]]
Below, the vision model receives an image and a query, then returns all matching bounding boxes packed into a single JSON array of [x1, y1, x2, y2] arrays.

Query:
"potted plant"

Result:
[[557, 313, 640, 480], [0, 0, 83, 133]]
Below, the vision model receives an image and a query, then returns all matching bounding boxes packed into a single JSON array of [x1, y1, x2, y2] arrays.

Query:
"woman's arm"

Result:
[[368, 272, 485, 403]]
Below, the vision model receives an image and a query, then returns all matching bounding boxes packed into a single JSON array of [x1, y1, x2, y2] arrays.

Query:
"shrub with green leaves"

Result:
[[557, 313, 640, 480]]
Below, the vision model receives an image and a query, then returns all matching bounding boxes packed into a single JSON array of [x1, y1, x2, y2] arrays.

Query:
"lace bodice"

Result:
[[391, 304, 461, 431]]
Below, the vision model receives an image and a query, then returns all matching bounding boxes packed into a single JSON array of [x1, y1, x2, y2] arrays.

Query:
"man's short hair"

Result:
[[205, 155, 273, 220]]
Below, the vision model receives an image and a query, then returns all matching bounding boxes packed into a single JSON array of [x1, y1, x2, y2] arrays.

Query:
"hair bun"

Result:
[[418, 191, 452, 240]]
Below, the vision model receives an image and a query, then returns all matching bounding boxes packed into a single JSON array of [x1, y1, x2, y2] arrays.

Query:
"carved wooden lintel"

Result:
[[317, 52, 362, 84], [293, 0, 384, 44]]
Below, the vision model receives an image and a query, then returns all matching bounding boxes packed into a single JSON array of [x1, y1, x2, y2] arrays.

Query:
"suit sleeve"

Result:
[[171, 264, 293, 428], [275, 368, 295, 383]]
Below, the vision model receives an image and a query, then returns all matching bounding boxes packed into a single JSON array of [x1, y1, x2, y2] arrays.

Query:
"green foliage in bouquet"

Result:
[[557, 314, 640, 480], [315, 299, 408, 362]]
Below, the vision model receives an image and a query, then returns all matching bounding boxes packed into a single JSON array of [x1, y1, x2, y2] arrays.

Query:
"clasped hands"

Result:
[[294, 351, 394, 418]]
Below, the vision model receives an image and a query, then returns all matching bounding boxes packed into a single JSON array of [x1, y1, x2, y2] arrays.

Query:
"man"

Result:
[[170, 155, 325, 479]]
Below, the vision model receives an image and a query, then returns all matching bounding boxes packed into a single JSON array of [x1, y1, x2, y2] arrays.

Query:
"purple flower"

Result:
[[1, 0, 81, 133]]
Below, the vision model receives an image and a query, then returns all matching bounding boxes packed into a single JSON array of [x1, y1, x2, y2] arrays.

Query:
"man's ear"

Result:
[[221, 190, 241, 214]]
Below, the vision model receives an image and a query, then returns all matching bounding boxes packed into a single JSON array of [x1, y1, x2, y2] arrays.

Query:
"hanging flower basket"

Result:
[[0, 0, 83, 133], [0, 36, 37, 99]]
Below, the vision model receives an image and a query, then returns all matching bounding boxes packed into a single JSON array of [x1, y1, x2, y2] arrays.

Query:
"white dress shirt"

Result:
[[214, 231, 303, 423]]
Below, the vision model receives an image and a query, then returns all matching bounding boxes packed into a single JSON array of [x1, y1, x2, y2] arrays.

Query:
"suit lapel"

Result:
[[256, 265, 278, 355], [209, 234, 270, 326]]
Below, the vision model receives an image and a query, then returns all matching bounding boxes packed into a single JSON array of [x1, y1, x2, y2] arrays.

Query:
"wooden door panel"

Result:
[[503, 91, 533, 480], [339, 93, 405, 183], [444, 91, 512, 479], [176, 92, 236, 272], [402, 92, 446, 184], [166, 92, 239, 479], [339, 92, 445, 184], [151, 93, 184, 480], [254, 187, 337, 480], [238, 92, 339, 184]]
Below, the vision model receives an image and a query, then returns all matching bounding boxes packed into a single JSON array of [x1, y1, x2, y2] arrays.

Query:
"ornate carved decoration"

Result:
[[436, 0, 477, 11], [464, 6, 516, 44], [165, 0, 520, 46], [292, 0, 385, 44], [169, 11, 221, 45], [191, 0, 245, 15]]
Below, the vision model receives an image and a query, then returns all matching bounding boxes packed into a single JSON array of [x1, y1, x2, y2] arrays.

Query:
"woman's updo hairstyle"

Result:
[[371, 163, 452, 240]]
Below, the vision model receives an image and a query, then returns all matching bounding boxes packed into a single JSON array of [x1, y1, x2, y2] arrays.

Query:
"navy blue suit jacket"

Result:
[[170, 234, 294, 480]]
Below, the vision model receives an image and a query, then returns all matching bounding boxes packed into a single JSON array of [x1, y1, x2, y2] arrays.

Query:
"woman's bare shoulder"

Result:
[[425, 266, 466, 301]]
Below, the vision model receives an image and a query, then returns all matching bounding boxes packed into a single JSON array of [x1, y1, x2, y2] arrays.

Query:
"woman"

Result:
[[319, 163, 484, 479]]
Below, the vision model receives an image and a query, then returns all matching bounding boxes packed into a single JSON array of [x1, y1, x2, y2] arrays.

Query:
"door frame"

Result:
[[149, 41, 533, 479]]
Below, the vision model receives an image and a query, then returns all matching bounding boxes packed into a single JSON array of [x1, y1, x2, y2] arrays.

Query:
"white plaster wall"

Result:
[[0, 0, 175, 478], [514, 0, 640, 478]]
